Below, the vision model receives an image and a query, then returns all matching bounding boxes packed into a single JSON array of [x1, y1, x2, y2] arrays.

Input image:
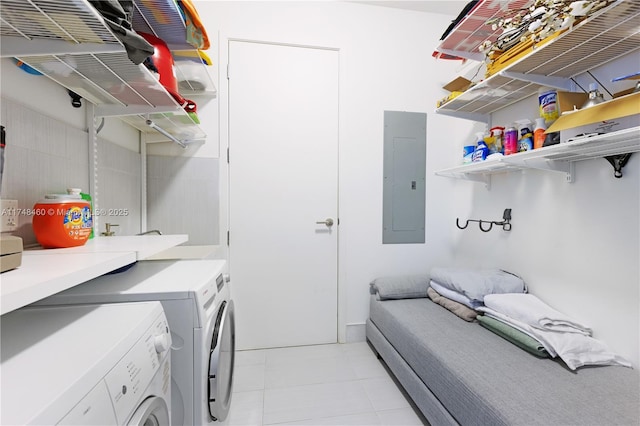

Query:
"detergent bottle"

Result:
[[472, 132, 489, 162]]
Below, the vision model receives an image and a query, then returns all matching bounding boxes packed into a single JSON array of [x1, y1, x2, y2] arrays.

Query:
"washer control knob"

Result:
[[154, 334, 169, 353]]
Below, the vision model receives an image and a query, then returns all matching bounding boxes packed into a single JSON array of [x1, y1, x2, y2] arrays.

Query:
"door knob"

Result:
[[316, 218, 334, 227]]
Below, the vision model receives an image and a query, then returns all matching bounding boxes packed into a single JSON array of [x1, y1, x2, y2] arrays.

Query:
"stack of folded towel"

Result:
[[477, 293, 632, 370], [427, 267, 527, 322]]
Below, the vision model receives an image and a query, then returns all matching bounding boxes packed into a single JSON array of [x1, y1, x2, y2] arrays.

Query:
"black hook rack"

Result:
[[456, 208, 512, 232]]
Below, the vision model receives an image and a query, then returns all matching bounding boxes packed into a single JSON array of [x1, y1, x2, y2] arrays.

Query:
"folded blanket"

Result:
[[483, 293, 592, 336], [429, 281, 482, 309], [427, 287, 477, 322], [477, 315, 549, 358], [478, 307, 631, 370], [477, 307, 558, 357], [369, 275, 429, 300], [431, 267, 525, 302]]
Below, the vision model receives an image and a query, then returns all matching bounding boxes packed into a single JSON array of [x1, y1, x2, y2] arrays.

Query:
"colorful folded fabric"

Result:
[[477, 314, 550, 358], [178, 0, 210, 50]]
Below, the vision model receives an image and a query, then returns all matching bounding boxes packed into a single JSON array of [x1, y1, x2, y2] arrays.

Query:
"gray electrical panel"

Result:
[[383, 111, 426, 244]]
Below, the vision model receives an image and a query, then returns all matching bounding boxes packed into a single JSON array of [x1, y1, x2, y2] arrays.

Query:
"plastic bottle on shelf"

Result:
[[463, 143, 475, 164], [490, 126, 505, 154], [504, 125, 518, 156], [533, 118, 546, 149], [472, 132, 489, 162], [516, 119, 534, 152]]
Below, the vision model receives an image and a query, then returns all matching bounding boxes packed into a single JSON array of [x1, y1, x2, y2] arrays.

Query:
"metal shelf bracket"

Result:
[[499, 71, 576, 91], [605, 153, 633, 178], [145, 118, 189, 148]]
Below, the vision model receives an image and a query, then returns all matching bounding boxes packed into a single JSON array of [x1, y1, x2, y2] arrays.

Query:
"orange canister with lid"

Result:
[[32, 191, 93, 248]]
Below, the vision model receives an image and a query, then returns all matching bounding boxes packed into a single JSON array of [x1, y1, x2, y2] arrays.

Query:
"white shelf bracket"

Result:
[[435, 171, 491, 189], [499, 71, 575, 91], [434, 109, 490, 123], [508, 158, 575, 182]]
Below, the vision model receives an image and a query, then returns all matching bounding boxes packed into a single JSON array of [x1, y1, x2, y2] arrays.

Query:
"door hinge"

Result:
[[227, 147, 230, 164], [227, 230, 230, 246], [227, 64, 230, 80]]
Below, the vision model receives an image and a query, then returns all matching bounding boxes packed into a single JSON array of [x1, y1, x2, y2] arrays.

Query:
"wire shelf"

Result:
[[0, 0, 210, 143], [436, 1, 640, 118]]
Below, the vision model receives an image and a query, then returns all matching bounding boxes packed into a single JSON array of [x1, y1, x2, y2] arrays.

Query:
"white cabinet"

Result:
[[0, 0, 215, 146], [433, 0, 640, 184]]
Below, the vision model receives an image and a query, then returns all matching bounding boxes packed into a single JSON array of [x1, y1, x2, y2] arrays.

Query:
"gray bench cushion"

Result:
[[369, 297, 640, 426]]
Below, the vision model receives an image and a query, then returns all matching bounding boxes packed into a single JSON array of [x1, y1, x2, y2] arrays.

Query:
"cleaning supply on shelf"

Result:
[[463, 144, 475, 163], [538, 87, 559, 124], [472, 132, 489, 162], [534, 118, 547, 149], [504, 125, 518, 155], [516, 119, 534, 152], [490, 126, 505, 154], [32, 189, 92, 248], [463, 132, 479, 163], [581, 83, 605, 108]]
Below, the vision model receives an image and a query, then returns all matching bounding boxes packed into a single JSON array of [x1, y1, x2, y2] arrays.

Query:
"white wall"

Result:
[[196, 0, 472, 341]]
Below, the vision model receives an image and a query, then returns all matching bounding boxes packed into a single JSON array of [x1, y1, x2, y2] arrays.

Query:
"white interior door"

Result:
[[228, 40, 339, 350]]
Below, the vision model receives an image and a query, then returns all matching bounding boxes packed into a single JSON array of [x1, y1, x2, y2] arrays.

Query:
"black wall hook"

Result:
[[67, 90, 82, 108], [456, 208, 512, 232]]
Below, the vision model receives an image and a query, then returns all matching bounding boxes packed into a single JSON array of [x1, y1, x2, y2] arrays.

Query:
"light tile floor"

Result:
[[221, 342, 428, 426]]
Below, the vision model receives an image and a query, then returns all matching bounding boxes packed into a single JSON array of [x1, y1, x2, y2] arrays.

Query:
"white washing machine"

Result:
[[1, 301, 171, 425], [35, 259, 235, 426]]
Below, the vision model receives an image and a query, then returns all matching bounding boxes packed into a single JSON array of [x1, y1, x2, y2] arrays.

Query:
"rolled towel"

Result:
[[483, 293, 592, 336]]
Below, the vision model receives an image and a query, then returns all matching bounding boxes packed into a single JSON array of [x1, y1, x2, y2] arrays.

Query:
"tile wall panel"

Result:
[[147, 155, 219, 245], [96, 139, 142, 237], [0, 97, 141, 245]]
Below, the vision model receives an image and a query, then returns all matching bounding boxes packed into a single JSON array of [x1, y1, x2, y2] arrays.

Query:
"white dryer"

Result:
[[36, 259, 236, 425], [1, 301, 171, 425]]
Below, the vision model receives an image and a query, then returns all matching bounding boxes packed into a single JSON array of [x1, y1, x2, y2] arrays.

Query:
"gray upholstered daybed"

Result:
[[366, 275, 640, 426]]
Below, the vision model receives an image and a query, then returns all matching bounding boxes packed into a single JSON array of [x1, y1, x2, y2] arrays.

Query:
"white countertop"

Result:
[[24, 235, 189, 260], [145, 244, 222, 260], [1, 251, 136, 315], [0, 235, 189, 315]]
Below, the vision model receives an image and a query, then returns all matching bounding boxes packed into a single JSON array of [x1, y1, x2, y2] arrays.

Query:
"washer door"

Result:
[[208, 300, 236, 421], [127, 396, 170, 426]]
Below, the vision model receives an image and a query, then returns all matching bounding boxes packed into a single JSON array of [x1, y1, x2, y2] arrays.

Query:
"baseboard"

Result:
[[346, 322, 366, 343]]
